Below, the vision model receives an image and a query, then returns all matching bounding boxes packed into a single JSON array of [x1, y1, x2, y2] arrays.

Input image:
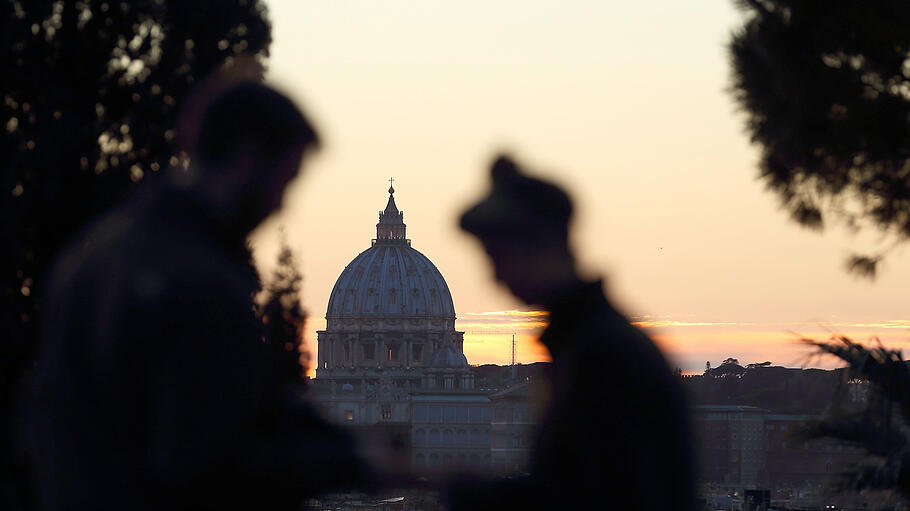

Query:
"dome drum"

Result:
[[324, 316, 456, 332], [316, 330, 465, 372]]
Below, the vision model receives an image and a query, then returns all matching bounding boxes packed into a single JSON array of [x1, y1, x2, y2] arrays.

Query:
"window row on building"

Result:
[[414, 452, 491, 469], [336, 340, 427, 364], [491, 405, 536, 424], [413, 427, 490, 447], [413, 404, 491, 423]]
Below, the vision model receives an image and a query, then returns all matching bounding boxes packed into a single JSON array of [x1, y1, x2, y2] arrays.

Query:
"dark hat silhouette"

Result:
[[459, 155, 572, 243]]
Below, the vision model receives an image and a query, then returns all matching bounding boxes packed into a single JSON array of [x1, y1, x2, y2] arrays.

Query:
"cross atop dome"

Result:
[[375, 179, 408, 245]]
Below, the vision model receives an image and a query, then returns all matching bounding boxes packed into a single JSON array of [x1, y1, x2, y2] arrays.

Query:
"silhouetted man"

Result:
[[22, 82, 368, 510], [454, 156, 695, 510]]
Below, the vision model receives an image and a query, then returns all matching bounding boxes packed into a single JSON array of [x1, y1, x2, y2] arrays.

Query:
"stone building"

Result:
[[314, 185, 474, 424], [312, 185, 505, 472], [410, 393, 492, 471], [693, 405, 767, 488], [489, 382, 538, 475], [692, 405, 866, 508]]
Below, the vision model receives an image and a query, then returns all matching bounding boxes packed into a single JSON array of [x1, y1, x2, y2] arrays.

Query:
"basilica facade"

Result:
[[312, 186, 493, 470]]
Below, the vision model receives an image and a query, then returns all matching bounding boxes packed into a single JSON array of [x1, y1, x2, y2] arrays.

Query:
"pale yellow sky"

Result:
[[251, 0, 910, 373]]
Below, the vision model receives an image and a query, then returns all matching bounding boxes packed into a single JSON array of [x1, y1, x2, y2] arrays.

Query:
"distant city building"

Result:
[[489, 382, 538, 475], [692, 405, 866, 509], [693, 405, 766, 488], [310, 186, 534, 473], [411, 393, 491, 471]]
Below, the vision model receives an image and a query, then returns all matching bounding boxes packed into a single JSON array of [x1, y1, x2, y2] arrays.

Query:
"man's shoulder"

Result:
[[49, 201, 253, 308]]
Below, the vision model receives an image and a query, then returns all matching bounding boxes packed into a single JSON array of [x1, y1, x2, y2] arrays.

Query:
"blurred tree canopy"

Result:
[[0, 5, 272, 506], [729, 0, 910, 275], [1, 0, 271, 393]]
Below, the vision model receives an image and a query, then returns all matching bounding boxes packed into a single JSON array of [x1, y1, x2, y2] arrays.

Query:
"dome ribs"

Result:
[[324, 189, 456, 323]]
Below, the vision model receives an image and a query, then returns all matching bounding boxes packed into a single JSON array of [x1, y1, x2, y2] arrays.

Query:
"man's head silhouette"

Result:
[[185, 81, 319, 235]]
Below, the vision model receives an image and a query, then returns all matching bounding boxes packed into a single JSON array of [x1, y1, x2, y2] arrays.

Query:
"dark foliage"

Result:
[[1, 2, 271, 507], [730, 0, 910, 498], [684, 364, 845, 414], [473, 362, 552, 390], [729, 0, 910, 275], [1, 0, 270, 402], [799, 336, 910, 500], [705, 359, 746, 378], [258, 234, 307, 384]]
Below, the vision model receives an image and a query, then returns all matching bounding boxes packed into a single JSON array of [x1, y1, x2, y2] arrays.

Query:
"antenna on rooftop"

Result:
[[464, 329, 519, 380], [510, 334, 517, 381]]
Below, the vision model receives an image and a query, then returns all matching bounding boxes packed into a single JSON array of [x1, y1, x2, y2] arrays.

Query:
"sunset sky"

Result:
[[250, 0, 910, 375]]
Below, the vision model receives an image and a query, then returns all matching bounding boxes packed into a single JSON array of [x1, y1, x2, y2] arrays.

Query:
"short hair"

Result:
[[193, 81, 319, 170]]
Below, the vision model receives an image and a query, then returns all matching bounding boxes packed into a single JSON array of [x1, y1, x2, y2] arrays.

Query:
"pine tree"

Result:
[[730, 0, 910, 276], [258, 232, 307, 384], [800, 336, 910, 501], [731, 5, 910, 496]]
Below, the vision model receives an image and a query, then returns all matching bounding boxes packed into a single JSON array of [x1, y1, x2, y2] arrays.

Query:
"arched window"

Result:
[[443, 429, 454, 445], [470, 429, 481, 445], [429, 429, 440, 446], [483, 429, 490, 446], [429, 454, 440, 468], [415, 429, 426, 446], [456, 429, 467, 445]]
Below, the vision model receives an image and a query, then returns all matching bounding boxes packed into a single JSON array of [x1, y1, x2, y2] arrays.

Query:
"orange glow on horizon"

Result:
[[300, 311, 910, 379], [255, 0, 910, 382]]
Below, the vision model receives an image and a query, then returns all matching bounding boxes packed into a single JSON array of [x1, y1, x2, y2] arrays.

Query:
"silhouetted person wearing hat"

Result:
[[21, 82, 369, 510], [454, 156, 695, 510]]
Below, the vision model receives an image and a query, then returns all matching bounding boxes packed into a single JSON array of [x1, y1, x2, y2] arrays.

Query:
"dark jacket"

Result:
[[21, 185, 364, 510], [450, 281, 695, 510]]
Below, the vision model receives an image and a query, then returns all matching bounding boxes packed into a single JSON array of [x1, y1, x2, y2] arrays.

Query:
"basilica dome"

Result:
[[325, 186, 456, 320]]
